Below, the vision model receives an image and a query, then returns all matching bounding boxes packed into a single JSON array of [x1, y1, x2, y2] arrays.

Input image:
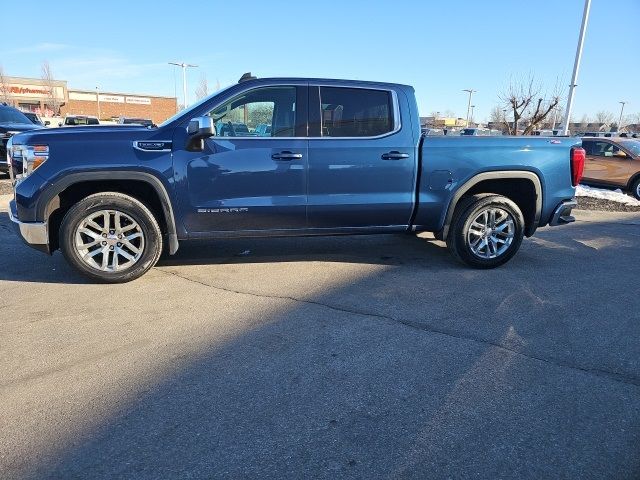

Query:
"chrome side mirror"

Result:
[[186, 116, 215, 152], [187, 116, 215, 137]]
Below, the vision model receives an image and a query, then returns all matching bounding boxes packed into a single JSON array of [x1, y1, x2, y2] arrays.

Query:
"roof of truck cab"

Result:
[[244, 77, 413, 90]]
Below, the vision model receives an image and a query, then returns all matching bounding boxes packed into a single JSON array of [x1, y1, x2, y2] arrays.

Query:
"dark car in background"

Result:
[[118, 117, 154, 127], [0, 104, 43, 177], [60, 115, 100, 127]]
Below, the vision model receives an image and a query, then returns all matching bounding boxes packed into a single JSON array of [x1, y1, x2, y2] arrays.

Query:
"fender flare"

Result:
[[38, 171, 179, 254], [440, 171, 543, 240]]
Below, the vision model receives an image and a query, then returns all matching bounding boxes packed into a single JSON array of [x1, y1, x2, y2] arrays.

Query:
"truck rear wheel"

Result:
[[446, 194, 524, 269], [59, 192, 163, 283]]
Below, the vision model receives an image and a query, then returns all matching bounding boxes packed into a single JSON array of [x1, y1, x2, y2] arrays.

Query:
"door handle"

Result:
[[381, 151, 409, 160], [271, 151, 303, 160]]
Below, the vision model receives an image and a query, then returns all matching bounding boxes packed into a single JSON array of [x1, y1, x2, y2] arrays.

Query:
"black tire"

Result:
[[446, 194, 525, 269], [59, 192, 163, 283], [630, 177, 640, 200]]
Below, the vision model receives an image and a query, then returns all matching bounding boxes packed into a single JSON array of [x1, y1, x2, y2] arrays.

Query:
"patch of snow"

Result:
[[576, 184, 640, 206]]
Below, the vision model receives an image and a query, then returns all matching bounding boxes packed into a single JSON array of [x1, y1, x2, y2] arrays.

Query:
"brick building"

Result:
[[1, 75, 177, 124], [62, 90, 177, 124]]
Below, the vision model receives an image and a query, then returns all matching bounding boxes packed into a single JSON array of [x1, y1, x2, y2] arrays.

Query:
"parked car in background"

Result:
[[422, 128, 444, 136], [0, 103, 43, 177], [60, 115, 100, 127], [461, 128, 502, 136], [8, 74, 583, 282], [581, 137, 640, 199], [21, 111, 49, 127], [216, 121, 251, 136], [118, 117, 154, 127], [253, 123, 272, 136]]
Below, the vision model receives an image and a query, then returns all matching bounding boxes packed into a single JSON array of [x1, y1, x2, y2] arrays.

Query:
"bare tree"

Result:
[[489, 105, 506, 123], [195, 74, 208, 100], [41, 61, 61, 115], [443, 109, 455, 118], [0, 65, 12, 105], [594, 110, 614, 125], [578, 114, 591, 131], [626, 112, 640, 127], [499, 75, 561, 135]]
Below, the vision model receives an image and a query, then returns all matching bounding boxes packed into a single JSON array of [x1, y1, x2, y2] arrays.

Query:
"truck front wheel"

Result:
[[59, 192, 163, 283], [446, 194, 524, 269]]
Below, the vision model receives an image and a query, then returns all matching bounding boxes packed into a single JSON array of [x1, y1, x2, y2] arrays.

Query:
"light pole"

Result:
[[169, 61, 198, 109], [562, 0, 591, 135], [618, 101, 627, 131], [463, 89, 476, 128], [96, 86, 101, 120]]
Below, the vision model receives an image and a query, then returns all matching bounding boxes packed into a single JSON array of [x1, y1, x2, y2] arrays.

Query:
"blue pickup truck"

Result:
[[7, 74, 585, 282]]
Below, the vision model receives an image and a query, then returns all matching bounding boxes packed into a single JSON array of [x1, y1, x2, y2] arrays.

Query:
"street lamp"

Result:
[[463, 89, 476, 127], [169, 61, 198, 109], [562, 0, 591, 135], [618, 101, 627, 131]]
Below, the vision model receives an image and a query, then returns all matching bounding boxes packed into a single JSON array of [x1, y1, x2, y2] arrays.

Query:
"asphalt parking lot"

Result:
[[1, 187, 640, 479]]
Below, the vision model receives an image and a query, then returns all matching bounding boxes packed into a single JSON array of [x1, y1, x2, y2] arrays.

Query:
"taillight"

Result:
[[570, 147, 585, 186]]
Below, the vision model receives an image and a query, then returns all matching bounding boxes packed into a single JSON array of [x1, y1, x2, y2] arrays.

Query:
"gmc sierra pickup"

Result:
[[7, 74, 585, 282]]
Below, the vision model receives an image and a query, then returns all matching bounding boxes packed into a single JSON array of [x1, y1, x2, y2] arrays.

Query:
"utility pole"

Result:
[[562, 0, 591, 135], [618, 101, 627, 131], [96, 86, 101, 120], [463, 89, 476, 128], [169, 61, 198, 109]]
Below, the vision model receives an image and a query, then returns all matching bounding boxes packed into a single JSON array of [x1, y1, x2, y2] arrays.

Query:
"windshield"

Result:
[[620, 140, 640, 156], [0, 108, 32, 125], [158, 84, 237, 128]]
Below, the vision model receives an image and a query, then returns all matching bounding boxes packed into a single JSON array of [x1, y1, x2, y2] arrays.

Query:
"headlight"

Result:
[[11, 144, 49, 176]]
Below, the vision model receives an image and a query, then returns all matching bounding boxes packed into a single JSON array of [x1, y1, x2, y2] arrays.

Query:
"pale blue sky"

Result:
[[1, 0, 638, 122]]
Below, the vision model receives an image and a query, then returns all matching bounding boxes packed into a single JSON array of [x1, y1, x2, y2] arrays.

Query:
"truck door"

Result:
[[306, 85, 416, 229], [174, 85, 308, 234]]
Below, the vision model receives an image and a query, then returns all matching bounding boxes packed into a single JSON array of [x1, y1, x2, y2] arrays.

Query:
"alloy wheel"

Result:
[[467, 207, 515, 259], [74, 210, 145, 272]]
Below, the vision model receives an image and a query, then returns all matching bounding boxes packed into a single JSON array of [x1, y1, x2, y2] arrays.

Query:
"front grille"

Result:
[[0, 137, 7, 167]]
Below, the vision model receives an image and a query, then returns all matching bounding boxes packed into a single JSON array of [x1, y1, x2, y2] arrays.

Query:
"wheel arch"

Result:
[[440, 171, 542, 240], [627, 172, 640, 195], [40, 171, 179, 255]]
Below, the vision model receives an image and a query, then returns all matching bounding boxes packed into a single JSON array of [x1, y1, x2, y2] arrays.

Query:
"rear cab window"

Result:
[[316, 86, 394, 138]]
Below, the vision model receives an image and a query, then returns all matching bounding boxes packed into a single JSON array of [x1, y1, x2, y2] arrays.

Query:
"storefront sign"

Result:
[[2, 83, 65, 100], [98, 94, 125, 103], [125, 96, 151, 105]]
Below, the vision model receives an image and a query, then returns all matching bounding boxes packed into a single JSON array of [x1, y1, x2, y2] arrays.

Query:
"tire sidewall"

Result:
[[60, 194, 162, 283], [632, 179, 640, 200], [450, 195, 525, 269]]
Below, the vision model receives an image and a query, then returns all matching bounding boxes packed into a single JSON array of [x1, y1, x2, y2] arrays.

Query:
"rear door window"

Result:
[[318, 87, 393, 137]]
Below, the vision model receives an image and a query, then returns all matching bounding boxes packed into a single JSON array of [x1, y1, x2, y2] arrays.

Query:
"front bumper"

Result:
[[8, 199, 50, 254], [549, 199, 577, 226]]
